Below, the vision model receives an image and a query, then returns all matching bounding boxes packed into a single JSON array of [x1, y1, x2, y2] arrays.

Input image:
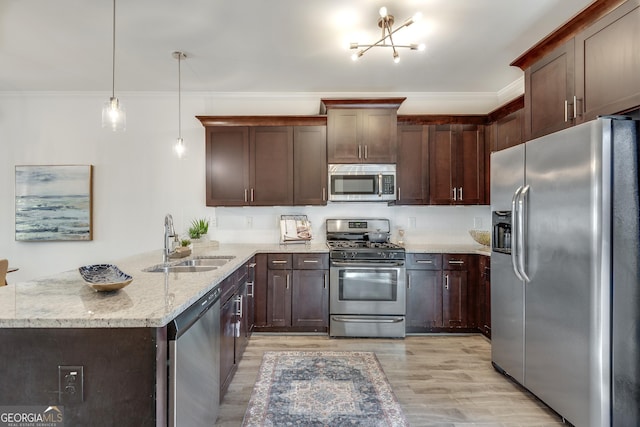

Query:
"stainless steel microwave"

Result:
[[328, 164, 396, 202]]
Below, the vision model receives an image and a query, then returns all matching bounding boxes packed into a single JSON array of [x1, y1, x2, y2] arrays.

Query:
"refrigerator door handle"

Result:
[[518, 185, 531, 282], [511, 186, 525, 281]]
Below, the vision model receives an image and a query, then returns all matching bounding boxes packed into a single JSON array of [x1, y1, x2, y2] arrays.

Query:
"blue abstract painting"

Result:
[[15, 165, 93, 241]]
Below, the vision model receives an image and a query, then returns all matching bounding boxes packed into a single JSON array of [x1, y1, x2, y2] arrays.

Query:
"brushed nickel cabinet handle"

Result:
[[244, 188, 248, 203], [448, 260, 465, 265], [364, 145, 368, 159], [458, 187, 463, 201], [323, 273, 327, 289], [417, 260, 433, 264], [303, 259, 318, 263], [250, 188, 254, 202], [272, 260, 288, 264], [358, 145, 362, 159], [564, 99, 569, 122], [322, 187, 326, 202], [286, 274, 290, 289], [452, 188, 457, 201], [445, 274, 449, 290]]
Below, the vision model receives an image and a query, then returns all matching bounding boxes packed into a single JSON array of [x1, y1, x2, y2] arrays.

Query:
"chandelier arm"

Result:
[[383, 20, 398, 56]]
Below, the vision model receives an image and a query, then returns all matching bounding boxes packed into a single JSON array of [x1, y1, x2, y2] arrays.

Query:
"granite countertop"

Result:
[[0, 242, 489, 329]]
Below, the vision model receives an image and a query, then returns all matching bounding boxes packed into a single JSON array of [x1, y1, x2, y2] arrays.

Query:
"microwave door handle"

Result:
[[378, 174, 383, 197], [511, 186, 524, 281]]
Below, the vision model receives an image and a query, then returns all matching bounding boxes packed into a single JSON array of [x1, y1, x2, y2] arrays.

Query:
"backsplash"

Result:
[[204, 204, 491, 245]]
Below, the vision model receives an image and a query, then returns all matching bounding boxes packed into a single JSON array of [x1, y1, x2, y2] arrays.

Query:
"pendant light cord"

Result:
[[178, 53, 182, 139], [111, 0, 116, 99]]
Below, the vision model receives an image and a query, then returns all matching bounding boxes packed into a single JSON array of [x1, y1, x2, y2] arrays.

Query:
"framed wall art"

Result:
[[15, 165, 93, 241]]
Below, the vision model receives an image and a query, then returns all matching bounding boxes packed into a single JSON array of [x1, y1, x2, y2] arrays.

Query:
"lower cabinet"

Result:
[[220, 258, 254, 398], [255, 253, 329, 333], [406, 253, 478, 333], [478, 255, 491, 338]]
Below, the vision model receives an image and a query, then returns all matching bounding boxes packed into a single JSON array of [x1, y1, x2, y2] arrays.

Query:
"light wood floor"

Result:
[[215, 334, 564, 427]]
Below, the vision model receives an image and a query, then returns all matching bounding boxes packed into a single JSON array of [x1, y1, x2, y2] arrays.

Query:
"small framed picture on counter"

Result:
[[15, 164, 93, 241]]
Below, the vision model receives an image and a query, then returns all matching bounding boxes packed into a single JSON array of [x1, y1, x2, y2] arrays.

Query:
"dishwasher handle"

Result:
[[168, 286, 221, 340]]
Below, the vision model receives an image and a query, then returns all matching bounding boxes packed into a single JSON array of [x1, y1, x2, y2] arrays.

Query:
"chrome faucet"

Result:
[[164, 214, 178, 263]]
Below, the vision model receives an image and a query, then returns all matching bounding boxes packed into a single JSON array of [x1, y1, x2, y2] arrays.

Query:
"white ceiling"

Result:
[[0, 0, 593, 95]]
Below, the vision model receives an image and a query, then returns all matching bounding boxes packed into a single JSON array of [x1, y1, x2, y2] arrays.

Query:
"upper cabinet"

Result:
[[396, 125, 429, 205], [575, 0, 640, 121], [199, 116, 327, 207], [429, 124, 486, 205], [322, 98, 405, 164], [524, 40, 576, 140], [513, 0, 639, 141], [293, 126, 327, 205]]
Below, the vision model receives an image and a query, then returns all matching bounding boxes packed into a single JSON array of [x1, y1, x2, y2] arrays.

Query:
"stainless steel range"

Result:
[[326, 218, 406, 338]]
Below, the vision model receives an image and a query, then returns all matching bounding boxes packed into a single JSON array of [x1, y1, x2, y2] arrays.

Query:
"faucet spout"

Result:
[[164, 214, 177, 263]]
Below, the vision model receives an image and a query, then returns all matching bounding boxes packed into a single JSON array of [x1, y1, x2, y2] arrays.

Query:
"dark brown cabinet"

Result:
[[205, 124, 327, 207], [205, 126, 292, 206], [260, 253, 329, 332], [219, 260, 254, 397], [293, 126, 327, 205], [405, 253, 477, 333], [478, 255, 491, 338], [406, 253, 443, 332], [327, 108, 398, 163], [524, 40, 576, 141], [396, 125, 429, 205], [575, 0, 640, 121], [429, 124, 485, 205], [495, 110, 523, 152], [442, 255, 471, 329]]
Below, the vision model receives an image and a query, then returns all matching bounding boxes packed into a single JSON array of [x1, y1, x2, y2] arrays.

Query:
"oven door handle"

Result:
[[330, 261, 405, 268], [331, 316, 405, 324]]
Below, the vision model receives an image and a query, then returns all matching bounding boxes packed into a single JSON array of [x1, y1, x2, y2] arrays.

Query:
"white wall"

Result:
[[0, 92, 491, 282]]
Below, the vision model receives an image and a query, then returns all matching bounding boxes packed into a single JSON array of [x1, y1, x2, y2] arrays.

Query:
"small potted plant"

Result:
[[188, 218, 210, 245]]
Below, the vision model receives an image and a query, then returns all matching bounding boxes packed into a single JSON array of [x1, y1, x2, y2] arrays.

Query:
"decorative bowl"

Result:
[[469, 229, 491, 247], [79, 264, 133, 292]]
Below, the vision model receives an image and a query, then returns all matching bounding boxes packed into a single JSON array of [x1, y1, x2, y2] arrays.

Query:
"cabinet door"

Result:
[[250, 127, 294, 205], [293, 126, 327, 205], [429, 125, 456, 204], [291, 269, 328, 331], [575, 0, 640, 122], [525, 40, 576, 140], [361, 109, 397, 163], [220, 295, 237, 395], [206, 127, 250, 206], [495, 110, 523, 151], [396, 125, 428, 205], [267, 269, 292, 327], [327, 109, 397, 163], [236, 282, 249, 359], [406, 269, 443, 330], [442, 270, 468, 328], [456, 125, 485, 205], [327, 109, 360, 163], [253, 254, 268, 328]]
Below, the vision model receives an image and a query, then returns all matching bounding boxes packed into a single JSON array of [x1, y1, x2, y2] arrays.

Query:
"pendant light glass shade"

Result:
[[102, 0, 126, 132], [102, 97, 126, 131]]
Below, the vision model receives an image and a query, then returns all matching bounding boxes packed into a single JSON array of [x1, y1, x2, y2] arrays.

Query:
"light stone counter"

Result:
[[0, 243, 328, 329], [0, 242, 489, 329]]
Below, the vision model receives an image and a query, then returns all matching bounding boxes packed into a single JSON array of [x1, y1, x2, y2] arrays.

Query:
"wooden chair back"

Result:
[[0, 259, 8, 286]]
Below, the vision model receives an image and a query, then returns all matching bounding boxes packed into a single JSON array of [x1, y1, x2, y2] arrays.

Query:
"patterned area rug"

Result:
[[242, 351, 409, 427]]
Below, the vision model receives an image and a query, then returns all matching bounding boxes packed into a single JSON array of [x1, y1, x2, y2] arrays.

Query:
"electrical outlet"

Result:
[[58, 365, 84, 403], [245, 216, 253, 228]]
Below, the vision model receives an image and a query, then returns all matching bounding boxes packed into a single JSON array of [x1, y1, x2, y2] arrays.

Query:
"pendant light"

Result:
[[173, 51, 187, 158], [102, 0, 126, 131]]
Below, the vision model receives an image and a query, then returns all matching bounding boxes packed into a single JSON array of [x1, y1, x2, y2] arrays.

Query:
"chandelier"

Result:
[[102, 0, 126, 131], [350, 7, 425, 63]]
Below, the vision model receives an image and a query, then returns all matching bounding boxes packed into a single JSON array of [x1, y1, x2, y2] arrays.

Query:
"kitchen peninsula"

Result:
[[0, 242, 488, 426]]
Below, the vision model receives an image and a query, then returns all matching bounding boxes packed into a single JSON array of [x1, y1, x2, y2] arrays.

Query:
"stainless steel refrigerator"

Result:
[[490, 116, 640, 427]]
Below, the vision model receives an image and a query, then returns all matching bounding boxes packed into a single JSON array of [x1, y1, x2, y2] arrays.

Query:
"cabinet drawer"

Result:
[[267, 254, 293, 270], [292, 253, 328, 270], [443, 254, 469, 270], [220, 272, 238, 304], [406, 253, 442, 270]]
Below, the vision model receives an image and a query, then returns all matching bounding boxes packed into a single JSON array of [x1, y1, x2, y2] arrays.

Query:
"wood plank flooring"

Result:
[[215, 334, 565, 427]]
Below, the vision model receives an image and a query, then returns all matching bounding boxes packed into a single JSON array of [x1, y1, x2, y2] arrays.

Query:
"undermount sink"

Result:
[[143, 255, 236, 273]]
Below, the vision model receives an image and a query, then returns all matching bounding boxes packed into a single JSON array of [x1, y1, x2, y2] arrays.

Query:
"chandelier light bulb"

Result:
[[379, 7, 388, 18], [418, 43, 426, 51], [393, 52, 400, 63]]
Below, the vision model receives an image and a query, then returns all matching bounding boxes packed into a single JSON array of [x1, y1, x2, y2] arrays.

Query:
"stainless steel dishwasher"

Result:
[[168, 285, 221, 427]]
